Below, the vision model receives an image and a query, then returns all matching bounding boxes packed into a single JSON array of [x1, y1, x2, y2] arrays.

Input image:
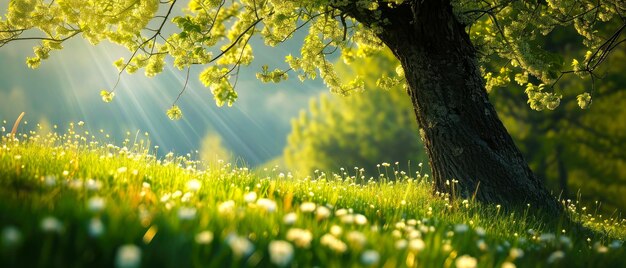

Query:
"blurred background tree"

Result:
[[284, 51, 428, 178]]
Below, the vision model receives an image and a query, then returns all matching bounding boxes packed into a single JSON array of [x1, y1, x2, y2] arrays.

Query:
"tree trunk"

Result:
[[374, 1, 562, 214]]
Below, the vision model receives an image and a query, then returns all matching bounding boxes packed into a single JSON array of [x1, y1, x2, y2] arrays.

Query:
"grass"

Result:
[[0, 121, 625, 268]]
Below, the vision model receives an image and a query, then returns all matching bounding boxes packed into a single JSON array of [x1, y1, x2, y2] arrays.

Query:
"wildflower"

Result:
[[85, 179, 102, 191], [218, 200, 236, 215], [360, 250, 380, 265], [228, 235, 254, 258], [409, 238, 425, 252], [115, 244, 142, 268], [178, 207, 197, 220], [475, 227, 486, 237], [2, 226, 22, 247], [41, 216, 63, 233], [335, 208, 348, 217], [330, 225, 343, 237], [501, 261, 516, 268], [546, 251, 565, 264], [286, 228, 313, 248], [454, 224, 469, 233], [186, 179, 201, 192], [346, 231, 367, 250], [455, 255, 477, 268], [395, 239, 408, 250], [300, 202, 316, 213], [283, 212, 297, 225], [166, 105, 183, 120], [257, 198, 277, 212], [44, 175, 57, 187], [341, 214, 355, 224], [316, 206, 331, 220], [77, 121, 85, 126], [320, 233, 347, 253], [100, 90, 115, 103], [89, 218, 104, 237], [509, 248, 524, 259], [354, 214, 368, 225], [117, 167, 128, 174], [244, 192, 257, 203], [87, 196, 106, 213], [476, 240, 487, 251], [195, 231, 214, 245], [268, 240, 294, 267]]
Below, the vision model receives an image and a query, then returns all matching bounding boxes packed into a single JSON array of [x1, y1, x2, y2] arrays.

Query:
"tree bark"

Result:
[[372, 1, 562, 214]]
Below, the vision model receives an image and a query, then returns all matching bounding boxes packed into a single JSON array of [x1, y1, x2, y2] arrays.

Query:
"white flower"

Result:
[[244, 192, 258, 203], [44, 175, 57, 187], [89, 218, 104, 237], [117, 167, 128, 174], [354, 214, 368, 225], [186, 179, 202, 192], [395, 239, 408, 250], [283, 212, 297, 225], [228, 235, 254, 258], [195, 231, 214, 245], [256, 198, 277, 212], [286, 228, 313, 248], [501, 261, 516, 268], [68, 179, 83, 190], [41, 216, 63, 233], [85, 179, 102, 191], [546, 251, 565, 264], [178, 207, 197, 220], [87, 196, 106, 213], [316, 206, 331, 220], [409, 238, 425, 252], [341, 214, 355, 224], [218, 200, 236, 215], [320, 233, 347, 253], [269, 240, 294, 267], [330, 225, 343, 237], [454, 224, 469, 233], [335, 208, 348, 217], [455, 255, 477, 268], [475, 227, 486, 237], [300, 202, 316, 213], [509, 248, 524, 259], [2, 226, 22, 247], [360, 250, 380, 265], [346, 231, 367, 250], [115, 244, 142, 268]]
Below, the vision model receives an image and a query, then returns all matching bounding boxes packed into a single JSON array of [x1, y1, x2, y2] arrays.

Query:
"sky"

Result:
[[0, 2, 326, 166]]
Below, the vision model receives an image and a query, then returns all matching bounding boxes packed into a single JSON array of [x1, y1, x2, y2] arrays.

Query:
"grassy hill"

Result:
[[0, 122, 625, 267]]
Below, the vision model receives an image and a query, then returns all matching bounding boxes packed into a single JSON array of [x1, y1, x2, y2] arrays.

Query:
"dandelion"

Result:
[[186, 179, 201, 192], [409, 238, 425, 252], [166, 105, 183, 120], [228, 235, 254, 258], [195, 231, 214, 245], [320, 233, 347, 253], [546, 251, 565, 264], [244, 192, 258, 203], [268, 240, 294, 267], [87, 196, 106, 213], [455, 255, 477, 268], [178, 207, 197, 220], [2, 226, 22, 247], [316, 206, 331, 221], [330, 225, 343, 237], [286, 228, 313, 248], [218, 200, 236, 215], [360, 250, 380, 265], [41, 216, 63, 233], [300, 202, 316, 213], [283, 212, 297, 225], [346, 231, 367, 250], [89, 218, 104, 237], [257, 198, 277, 212], [115, 244, 142, 268]]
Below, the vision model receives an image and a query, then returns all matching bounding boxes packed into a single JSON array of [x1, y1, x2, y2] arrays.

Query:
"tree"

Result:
[[285, 50, 427, 177], [2, 0, 624, 214]]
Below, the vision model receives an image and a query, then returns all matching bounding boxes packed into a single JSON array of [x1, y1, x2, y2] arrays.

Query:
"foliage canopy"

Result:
[[1, 0, 624, 116]]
